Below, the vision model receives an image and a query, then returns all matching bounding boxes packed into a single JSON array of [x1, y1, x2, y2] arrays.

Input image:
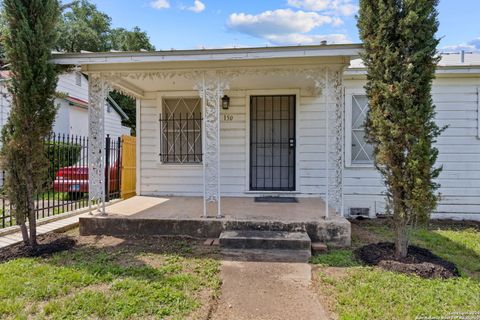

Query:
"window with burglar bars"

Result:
[[159, 97, 203, 164], [351, 95, 374, 164]]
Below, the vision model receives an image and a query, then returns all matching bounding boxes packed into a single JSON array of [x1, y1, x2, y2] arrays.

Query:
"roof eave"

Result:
[[51, 44, 363, 66]]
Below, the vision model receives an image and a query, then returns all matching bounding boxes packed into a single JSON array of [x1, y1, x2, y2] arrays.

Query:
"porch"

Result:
[[79, 196, 351, 247]]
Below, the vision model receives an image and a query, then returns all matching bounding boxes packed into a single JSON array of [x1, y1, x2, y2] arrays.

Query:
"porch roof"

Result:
[[51, 43, 362, 66]]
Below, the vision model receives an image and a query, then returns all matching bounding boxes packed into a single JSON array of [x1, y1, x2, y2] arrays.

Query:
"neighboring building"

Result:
[[0, 71, 131, 138], [52, 45, 480, 221]]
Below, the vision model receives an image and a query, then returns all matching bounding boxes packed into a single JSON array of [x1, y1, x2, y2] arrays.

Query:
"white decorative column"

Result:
[[325, 66, 346, 217], [306, 66, 345, 218], [195, 72, 230, 218], [88, 74, 111, 215]]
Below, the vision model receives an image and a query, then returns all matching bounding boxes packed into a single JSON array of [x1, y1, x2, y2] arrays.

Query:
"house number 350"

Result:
[[223, 114, 234, 121]]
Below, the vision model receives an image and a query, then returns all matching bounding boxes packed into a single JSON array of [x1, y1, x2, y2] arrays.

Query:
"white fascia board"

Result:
[[51, 44, 362, 65], [344, 67, 480, 79]]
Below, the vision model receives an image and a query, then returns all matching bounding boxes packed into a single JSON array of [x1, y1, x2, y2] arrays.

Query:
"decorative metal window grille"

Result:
[[159, 97, 203, 164], [351, 95, 374, 164]]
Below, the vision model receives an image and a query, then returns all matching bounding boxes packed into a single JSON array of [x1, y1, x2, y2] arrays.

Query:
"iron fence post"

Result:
[[105, 134, 111, 202]]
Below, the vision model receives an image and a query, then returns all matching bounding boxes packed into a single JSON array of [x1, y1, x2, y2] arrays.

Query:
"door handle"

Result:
[[289, 138, 295, 149]]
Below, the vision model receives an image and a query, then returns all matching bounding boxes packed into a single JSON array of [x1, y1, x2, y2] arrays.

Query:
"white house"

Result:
[[52, 45, 480, 221], [0, 71, 131, 138]]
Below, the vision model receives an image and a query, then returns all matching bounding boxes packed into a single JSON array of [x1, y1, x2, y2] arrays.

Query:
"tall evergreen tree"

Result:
[[358, 0, 443, 258], [2, 0, 60, 247]]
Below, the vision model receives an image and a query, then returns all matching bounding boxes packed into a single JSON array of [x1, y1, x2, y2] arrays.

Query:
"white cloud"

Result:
[[227, 9, 348, 46], [266, 33, 350, 45], [287, 0, 358, 16], [442, 37, 480, 52], [228, 9, 343, 37], [187, 0, 205, 13], [150, 0, 170, 10]]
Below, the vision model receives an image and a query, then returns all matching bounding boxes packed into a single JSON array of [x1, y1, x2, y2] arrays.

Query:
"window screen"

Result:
[[351, 95, 374, 164]]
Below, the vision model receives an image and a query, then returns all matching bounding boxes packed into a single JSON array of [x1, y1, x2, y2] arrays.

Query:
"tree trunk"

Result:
[[19, 221, 29, 245], [394, 223, 408, 259], [28, 207, 37, 248], [26, 174, 37, 249]]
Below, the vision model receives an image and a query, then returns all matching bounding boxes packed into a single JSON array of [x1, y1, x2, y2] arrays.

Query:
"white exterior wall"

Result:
[[344, 77, 480, 219], [104, 103, 126, 138], [52, 100, 71, 135], [138, 88, 330, 198], [138, 75, 480, 219], [57, 72, 88, 102], [0, 73, 129, 138]]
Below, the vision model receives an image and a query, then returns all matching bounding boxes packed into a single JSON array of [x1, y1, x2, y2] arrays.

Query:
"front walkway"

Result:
[[0, 212, 88, 249], [211, 261, 329, 320]]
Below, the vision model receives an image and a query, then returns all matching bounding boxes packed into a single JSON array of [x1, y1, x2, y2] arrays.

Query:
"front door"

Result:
[[250, 95, 296, 191]]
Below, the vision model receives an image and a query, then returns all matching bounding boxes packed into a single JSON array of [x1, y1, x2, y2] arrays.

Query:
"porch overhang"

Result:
[[51, 44, 361, 218]]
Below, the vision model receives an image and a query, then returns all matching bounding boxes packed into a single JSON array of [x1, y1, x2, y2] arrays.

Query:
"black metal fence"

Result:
[[0, 133, 122, 229]]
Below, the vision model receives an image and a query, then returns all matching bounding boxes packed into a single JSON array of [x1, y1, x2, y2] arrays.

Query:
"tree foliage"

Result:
[[357, 0, 443, 258], [56, 0, 154, 53], [1, 0, 60, 247], [54, 0, 154, 133]]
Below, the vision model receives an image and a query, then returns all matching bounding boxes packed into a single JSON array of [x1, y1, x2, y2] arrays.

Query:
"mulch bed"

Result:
[[354, 242, 460, 279], [0, 233, 76, 263]]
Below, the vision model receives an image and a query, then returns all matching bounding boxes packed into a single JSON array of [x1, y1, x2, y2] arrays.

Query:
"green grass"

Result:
[[313, 221, 480, 320], [0, 241, 220, 319]]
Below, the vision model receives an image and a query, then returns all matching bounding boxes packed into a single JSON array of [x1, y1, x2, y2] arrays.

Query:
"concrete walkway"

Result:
[[0, 200, 122, 249], [211, 261, 329, 320], [0, 212, 90, 249]]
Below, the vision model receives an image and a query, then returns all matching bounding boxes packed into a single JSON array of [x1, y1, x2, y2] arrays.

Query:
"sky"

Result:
[[88, 0, 479, 52]]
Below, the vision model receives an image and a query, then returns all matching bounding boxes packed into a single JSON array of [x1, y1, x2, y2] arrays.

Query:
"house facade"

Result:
[[52, 45, 480, 221], [0, 71, 131, 138]]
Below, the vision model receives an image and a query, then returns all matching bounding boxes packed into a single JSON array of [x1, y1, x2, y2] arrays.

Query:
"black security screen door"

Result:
[[250, 95, 296, 191]]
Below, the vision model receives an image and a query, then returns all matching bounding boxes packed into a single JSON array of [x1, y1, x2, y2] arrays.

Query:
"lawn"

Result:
[[312, 219, 480, 320], [0, 231, 221, 319]]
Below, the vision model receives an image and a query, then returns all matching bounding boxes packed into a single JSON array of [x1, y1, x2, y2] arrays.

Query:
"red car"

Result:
[[53, 161, 120, 197]]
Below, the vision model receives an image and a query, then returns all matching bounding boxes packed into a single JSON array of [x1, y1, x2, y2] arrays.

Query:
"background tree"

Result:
[[1, 0, 60, 247], [54, 0, 155, 133], [358, 0, 443, 259], [56, 0, 111, 52]]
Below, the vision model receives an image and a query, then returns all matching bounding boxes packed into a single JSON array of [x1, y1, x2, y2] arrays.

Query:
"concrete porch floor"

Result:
[[79, 196, 351, 247], [101, 196, 331, 222]]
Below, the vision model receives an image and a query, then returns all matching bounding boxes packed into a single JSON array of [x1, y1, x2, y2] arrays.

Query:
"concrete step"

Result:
[[219, 230, 311, 251], [221, 248, 312, 263]]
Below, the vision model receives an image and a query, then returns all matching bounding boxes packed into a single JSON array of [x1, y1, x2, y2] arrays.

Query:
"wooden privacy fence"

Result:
[[121, 135, 137, 199]]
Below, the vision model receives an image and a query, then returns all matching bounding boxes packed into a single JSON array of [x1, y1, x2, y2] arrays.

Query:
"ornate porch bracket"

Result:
[[88, 74, 111, 215], [194, 72, 230, 218]]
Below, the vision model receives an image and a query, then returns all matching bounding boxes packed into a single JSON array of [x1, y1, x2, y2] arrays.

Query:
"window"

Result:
[[75, 72, 82, 86], [159, 97, 202, 164], [347, 94, 374, 165]]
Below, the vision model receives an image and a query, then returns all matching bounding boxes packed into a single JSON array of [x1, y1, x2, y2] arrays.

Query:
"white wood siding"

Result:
[[139, 89, 329, 197], [57, 72, 88, 102], [139, 77, 480, 219], [344, 78, 480, 219]]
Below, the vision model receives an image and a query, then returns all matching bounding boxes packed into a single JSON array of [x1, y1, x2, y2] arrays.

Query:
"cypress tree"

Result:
[[357, 0, 443, 258], [1, 0, 60, 248]]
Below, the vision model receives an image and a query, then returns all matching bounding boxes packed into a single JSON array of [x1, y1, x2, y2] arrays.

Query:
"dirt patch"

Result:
[[355, 242, 460, 279], [0, 233, 76, 263]]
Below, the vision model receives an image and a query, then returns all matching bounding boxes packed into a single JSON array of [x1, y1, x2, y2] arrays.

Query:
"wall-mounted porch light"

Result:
[[221, 95, 230, 110]]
